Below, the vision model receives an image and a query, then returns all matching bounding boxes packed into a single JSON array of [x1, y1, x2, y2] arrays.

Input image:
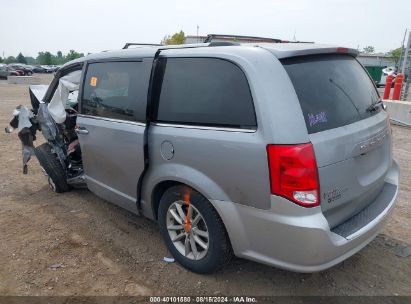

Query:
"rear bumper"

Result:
[[211, 159, 400, 272]]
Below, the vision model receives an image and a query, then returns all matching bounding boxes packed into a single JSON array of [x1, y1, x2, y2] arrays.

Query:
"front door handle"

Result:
[[75, 127, 89, 135]]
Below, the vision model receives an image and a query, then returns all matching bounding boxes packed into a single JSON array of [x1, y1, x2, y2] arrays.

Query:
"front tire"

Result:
[[35, 143, 71, 193], [158, 185, 232, 273]]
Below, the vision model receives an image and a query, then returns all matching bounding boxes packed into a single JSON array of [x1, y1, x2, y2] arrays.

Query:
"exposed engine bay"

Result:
[[5, 69, 86, 190]]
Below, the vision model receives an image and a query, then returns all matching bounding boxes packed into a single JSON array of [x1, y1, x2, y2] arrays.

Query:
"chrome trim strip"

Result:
[[86, 175, 136, 203], [77, 114, 145, 127], [152, 122, 257, 133]]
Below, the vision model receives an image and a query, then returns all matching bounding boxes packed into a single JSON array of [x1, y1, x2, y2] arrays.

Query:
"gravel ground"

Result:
[[0, 74, 410, 296]]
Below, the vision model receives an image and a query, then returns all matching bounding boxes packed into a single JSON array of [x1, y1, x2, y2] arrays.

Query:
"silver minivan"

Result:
[[10, 42, 399, 274]]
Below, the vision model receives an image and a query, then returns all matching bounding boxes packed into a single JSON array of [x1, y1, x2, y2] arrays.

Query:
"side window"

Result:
[[156, 58, 256, 129], [81, 61, 151, 122]]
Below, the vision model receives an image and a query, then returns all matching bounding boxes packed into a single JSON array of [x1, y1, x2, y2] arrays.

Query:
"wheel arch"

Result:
[[150, 180, 182, 221], [150, 179, 231, 222], [143, 163, 233, 221]]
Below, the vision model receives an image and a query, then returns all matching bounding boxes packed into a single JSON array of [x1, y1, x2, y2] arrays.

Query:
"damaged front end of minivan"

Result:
[[5, 65, 86, 192]]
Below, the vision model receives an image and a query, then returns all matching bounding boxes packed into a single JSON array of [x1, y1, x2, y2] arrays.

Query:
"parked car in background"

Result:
[[32, 65, 47, 73], [0, 65, 20, 79], [49, 65, 61, 72], [47, 65, 59, 73], [13, 68, 25, 76], [35, 65, 59, 73], [1, 64, 24, 76], [8, 64, 34, 76]]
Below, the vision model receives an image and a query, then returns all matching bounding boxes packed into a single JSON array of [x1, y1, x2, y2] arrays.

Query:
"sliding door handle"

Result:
[[75, 127, 89, 135]]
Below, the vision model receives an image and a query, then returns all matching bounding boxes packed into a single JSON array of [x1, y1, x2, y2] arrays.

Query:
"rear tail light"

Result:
[[266, 143, 320, 207]]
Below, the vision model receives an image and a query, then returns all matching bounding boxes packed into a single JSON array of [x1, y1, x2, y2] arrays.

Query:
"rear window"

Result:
[[156, 58, 256, 129], [282, 54, 380, 134]]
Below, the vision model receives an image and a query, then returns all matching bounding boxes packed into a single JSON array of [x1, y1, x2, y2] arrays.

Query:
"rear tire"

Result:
[[158, 185, 233, 273], [35, 143, 71, 193], [27, 71, 33, 76]]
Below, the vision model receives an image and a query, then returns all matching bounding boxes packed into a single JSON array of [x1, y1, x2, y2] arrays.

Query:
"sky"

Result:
[[1, 0, 410, 58]]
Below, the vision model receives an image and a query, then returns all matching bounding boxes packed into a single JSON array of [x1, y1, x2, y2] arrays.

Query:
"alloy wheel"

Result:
[[166, 200, 209, 260]]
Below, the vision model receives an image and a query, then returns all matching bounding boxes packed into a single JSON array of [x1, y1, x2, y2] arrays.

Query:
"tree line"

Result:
[[161, 30, 186, 45], [0, 50, 85, 66]]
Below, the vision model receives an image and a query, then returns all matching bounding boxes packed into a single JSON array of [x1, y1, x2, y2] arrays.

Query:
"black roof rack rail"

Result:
[[281, 40, 314, 44], [205, 34, 282, 43], [123, 43, 163, 49], [150, 42, 238, 54], [208, 41, 240, 47]]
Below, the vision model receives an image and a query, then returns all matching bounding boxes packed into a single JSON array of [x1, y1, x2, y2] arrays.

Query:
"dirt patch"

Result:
[[0, 75, 410, 296]]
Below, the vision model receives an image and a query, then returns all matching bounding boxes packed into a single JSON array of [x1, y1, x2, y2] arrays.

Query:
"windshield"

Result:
[[282, 54, 380, 134]]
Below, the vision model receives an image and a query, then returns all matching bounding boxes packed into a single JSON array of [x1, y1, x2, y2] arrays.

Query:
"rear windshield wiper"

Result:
[[367, 99, 385, 112]]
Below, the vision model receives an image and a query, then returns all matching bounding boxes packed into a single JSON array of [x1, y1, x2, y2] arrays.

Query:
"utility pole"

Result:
[[197, 25, 199, 43], [398, 28, 407, 70], [401, 31, 411, 75], [400, 31, 411, 101]]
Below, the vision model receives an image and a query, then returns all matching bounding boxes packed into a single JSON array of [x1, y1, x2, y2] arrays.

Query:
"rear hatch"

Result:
[[281, 54, 392, 229]]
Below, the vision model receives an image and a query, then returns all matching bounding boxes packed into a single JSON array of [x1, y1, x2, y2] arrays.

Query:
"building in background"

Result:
[[357, 53, 396, 85], [185, 35, 208, 44], [356, 53, 396, 67]]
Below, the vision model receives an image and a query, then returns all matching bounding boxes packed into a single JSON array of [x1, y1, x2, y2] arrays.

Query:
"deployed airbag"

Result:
[[48, 70, 82, 123], [29, 85, 49, 113]]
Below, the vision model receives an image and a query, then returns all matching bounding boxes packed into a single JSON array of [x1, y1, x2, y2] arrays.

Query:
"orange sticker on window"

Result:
[[90, 76, 97, 87]]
